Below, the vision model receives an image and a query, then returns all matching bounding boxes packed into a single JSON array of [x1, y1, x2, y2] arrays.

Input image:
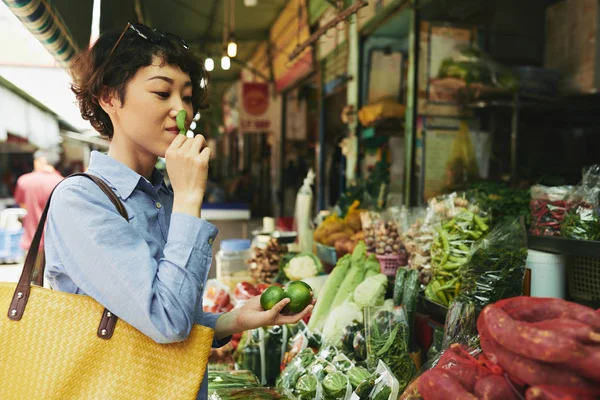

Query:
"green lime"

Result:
[[287, 280, 313, 294], [283, 281, 313, 314], [260, 285, 285, 311]]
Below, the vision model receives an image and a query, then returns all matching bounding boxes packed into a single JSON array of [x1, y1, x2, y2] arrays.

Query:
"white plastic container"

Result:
[[216, 239, 252, 291], [526, 249, 567, 299]]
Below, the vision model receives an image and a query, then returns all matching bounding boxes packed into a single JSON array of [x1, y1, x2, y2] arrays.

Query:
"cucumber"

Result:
[[393, 268, 408, 306], [401, 269, 420, 351], [354, 378, 375, 400], [372, 385, 392, 400]]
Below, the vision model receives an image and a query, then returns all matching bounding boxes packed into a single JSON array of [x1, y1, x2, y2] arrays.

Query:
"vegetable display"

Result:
[[248, 238, 289, 283], [425, 210, 489, 306], [529, 185, 573, 237], [459, 218, 528, 308], [362, 211, 407, 258], [283, 253, 323, 281], [366, 308, 416, 392], [307, 254, 352, 331], [313, 202, 365, 256]]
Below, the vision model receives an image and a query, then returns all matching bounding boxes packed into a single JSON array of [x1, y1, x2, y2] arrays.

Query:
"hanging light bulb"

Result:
[[221, 55, 231, 71], [205, 57, 214, 72], [227, 37, 238, 58]]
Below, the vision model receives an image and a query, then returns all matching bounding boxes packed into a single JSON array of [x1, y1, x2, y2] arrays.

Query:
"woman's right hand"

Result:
[[165, 134, 211, 218]]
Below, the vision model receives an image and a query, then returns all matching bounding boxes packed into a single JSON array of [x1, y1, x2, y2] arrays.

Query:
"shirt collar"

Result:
[[87, 151, 166, 200]]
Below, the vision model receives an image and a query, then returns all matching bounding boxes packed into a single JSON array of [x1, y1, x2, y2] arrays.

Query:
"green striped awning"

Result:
[[2, 0, 79, 66]]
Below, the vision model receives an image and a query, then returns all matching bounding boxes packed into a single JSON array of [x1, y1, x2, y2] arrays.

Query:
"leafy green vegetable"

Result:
[[467, 182, 531, 227], [366, 309, 416, 392], [354, 274, 388, 308], [561, 205, 600, 241], [323, 372, 349, 399], [329, 242, 368, 312], [295, 374, 318, 398], [208, 387, 292, 399], [460, 218, 528, 307], [308, 255, 352, 331], [208, 370, 260, 390], [347, 366, 371, 389]]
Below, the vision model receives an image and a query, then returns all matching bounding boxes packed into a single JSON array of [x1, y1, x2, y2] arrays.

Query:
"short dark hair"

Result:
[[70, 27, 208, 139]]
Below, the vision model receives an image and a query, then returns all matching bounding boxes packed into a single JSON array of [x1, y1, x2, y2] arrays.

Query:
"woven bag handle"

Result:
[[7, 173, 128, 339]]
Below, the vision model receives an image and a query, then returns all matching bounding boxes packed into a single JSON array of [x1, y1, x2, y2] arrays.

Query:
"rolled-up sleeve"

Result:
[[45, 178, 219, 344]]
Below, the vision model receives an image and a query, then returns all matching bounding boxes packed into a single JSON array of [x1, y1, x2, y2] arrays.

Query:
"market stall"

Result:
[[202, 161, 600, 399]]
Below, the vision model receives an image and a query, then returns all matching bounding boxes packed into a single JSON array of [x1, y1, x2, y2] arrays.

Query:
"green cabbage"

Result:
[[354, 274, 388, 309]]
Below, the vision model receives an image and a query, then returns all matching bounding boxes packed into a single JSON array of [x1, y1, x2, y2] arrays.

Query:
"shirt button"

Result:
[[155, 202, 162, 209], [208, 237, 214, 245]]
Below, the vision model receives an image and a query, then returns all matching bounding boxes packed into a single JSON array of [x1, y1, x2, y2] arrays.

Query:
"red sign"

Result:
[[238, 82, 281, 134], [243, 83, 269, 116]]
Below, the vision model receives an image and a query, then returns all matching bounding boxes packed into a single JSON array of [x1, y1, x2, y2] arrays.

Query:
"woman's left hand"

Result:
[[214, 296, 314, 340], [238, 296, 314, 330]]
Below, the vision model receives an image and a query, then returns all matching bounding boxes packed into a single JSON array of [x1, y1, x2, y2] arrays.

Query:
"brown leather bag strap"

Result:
[[7, 173, 128, 340]]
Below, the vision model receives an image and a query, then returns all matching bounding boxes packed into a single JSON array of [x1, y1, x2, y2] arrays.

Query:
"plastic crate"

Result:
[[0, 228, 24, 263], [376, 254, 406, 277], [316, 243, 337, 267], [567, 255, 600, 308]]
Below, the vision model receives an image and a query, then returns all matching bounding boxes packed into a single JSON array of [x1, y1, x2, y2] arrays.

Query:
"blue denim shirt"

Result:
[[44, 151, 226, 399]]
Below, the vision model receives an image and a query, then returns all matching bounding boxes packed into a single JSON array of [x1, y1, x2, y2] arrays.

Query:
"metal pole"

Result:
[[511, 92, 519, 187], [279, 93, 287, 217]]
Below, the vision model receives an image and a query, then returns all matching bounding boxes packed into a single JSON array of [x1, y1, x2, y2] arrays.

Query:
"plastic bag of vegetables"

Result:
[[295, 373, 324, 399], [351, 360, 400, 400], [365, 307, 416, 392], [208, 387, 293, 400], [208, 370, 261, 390], [322, 371, 352, 400], [459, 217, 527, 308], [233, 325, 289, 386]]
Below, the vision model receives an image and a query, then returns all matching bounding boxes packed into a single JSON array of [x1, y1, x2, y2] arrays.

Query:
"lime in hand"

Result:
[[283, 281, 313, 314], [260, 285, 285, 311], [260, 281, 313, 314]]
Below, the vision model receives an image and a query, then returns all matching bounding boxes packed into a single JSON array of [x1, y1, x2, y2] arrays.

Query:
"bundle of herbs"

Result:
[[467, 181, 531, 227], [460, 218, 528, 308], [561, 165, 600, 241], [365, 308, 416, 392]]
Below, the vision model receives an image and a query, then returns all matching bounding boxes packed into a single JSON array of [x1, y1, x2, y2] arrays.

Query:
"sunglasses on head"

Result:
[[106, 22, 190, 62]]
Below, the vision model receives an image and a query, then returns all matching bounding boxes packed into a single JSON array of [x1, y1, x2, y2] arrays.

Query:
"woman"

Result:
[[44, 23, 312, 398]]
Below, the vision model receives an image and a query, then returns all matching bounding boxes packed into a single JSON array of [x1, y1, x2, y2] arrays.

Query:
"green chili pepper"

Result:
[[176, 110, 187, 135]]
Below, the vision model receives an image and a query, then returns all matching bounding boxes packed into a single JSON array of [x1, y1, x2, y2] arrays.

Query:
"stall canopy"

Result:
[[5, 0, 290, 111], [1, 0, 89, 66]]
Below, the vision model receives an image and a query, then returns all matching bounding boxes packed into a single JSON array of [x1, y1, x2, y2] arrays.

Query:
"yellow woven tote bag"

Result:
[[0, 174, 214, 399]]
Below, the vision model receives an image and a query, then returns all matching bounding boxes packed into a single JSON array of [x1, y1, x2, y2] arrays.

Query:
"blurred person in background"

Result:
[[14, 149, 63, 251]]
